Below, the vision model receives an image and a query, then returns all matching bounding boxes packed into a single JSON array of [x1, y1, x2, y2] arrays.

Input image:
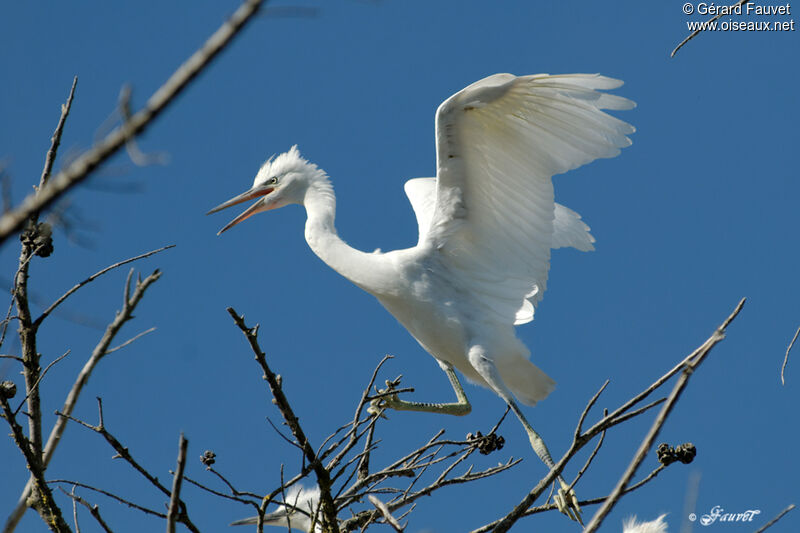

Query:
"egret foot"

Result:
[[367, 377, 403, 418], [553, 478, 582, 524], [367, 366, 472, 417]]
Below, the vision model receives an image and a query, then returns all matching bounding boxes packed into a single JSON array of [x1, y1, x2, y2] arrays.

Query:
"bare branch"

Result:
[[671, 0, 752, 57], [166, 433, 189, 533], [475, 298, 746, 533], [68, 485, 79, 533], [55, 403, 200, 533], [57, 487, 113, 533], [5, 270, 162, 532], [575, 380, 608, 438], [14, 350, 70, 416], [50, 480, 165, 518], [367, 495, 404, 531], [34, 245, 174, 328], [204, 465, 263, 500], [39, 77, 78, 191], [0, 0, 266, 244], [182, 474, 259, 506], [104, 327, 156, 356], [782, 326, 798, 385], [582, 298, 746, 532], [117, 86, 170, 167], [227, 307, 340, 532], [570, 409, 607, 491], [754, 503, 796, 533], [0, 394, 70, 531]]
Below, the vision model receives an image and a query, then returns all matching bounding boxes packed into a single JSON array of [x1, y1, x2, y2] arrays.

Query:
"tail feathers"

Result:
[[497, 357, 556, 406], [552, 203, 595, 252]]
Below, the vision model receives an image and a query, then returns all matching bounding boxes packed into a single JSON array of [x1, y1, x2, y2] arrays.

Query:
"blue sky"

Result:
[[1, 1, 798, 532]]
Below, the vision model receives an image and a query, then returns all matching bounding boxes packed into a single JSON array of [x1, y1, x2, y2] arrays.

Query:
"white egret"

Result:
[[210, 73, 634, 522], [623, 514, 668, 533], [231, 485, 322, 531]]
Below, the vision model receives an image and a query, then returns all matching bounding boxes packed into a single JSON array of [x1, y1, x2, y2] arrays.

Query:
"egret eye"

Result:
[[268, 176, 279, 185]]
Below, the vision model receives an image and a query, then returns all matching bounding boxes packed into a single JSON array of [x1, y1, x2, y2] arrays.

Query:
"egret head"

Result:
[[207, 145, 325, 234]]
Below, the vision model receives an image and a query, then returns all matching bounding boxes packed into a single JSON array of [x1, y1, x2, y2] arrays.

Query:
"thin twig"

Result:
[[582, 298, 746, 532], [575, 380, 608, 438], [782, 326, 798, 385], [166, 433, 188, 533], [118, 86, 170, 167], [57, 487, 113, 533], [39, 77, 79, 191], [470, 464, 670, 531], [34, 245, 173, 328], [367, 495, 404, 531], [56, 402, 201, 533], [206, 467, 263, 500], [570, 409, 607, 491], [69, 485, 79, 533], [671, 0, 752, 57], [477, 298, 747, 533], [0, 0, 266, 244], [6, 270, 162, 532], [104, 327, 156, 355], [14, 350, 70, 416], [50, 480, 165, 518], [0, 395, 69, 531], [754, 503, 795, 533], [227, 307, 340, 533], [182, 475, 258, 506]]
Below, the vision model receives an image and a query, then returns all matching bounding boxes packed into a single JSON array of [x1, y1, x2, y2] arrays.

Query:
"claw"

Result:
[[554, 479, 583, 525], [367, 399, 389, 419], [368, 385, 399, 418]]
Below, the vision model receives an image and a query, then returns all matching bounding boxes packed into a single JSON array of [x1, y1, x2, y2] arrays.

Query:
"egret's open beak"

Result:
[[207, 185, 275, 235]]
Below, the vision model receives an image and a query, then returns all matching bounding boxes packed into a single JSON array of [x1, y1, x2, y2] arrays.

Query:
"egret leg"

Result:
[[506, 398, 582, 523], [466, 344, 582, 524], [371, 363, 471, 416]]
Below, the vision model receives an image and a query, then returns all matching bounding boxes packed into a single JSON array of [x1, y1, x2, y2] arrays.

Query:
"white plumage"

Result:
[[231, 485, 322, 531], [623, 514, 669, 533], [210, 73, 634, 523]]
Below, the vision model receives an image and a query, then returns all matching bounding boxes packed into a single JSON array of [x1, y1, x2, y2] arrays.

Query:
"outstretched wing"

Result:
[[424, 73, 634, 325]]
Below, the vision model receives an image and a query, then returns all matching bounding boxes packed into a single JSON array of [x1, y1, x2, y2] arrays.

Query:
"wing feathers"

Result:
[[421, 73, 633, 323]]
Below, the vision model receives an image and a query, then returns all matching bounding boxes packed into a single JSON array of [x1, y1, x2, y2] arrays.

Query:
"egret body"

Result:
[[211, 73, 634, 523]]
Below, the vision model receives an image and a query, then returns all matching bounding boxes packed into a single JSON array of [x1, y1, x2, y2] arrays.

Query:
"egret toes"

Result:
[[554, 479, 583, 524]]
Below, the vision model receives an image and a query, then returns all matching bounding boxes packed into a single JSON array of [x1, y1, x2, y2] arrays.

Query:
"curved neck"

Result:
[[303, 180, 388, 292]]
